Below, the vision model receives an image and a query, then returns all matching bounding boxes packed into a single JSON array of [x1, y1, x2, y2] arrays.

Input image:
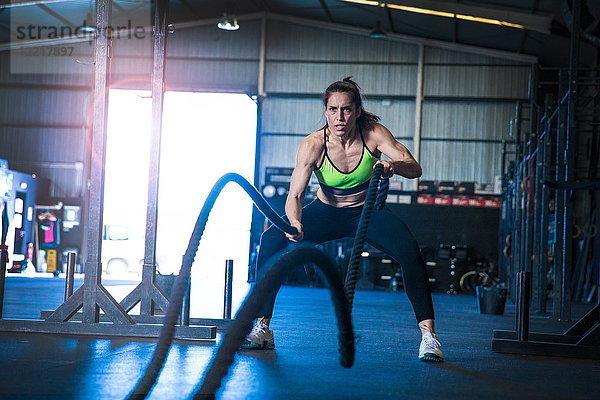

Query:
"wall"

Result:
[[0, 15, 532, 206]]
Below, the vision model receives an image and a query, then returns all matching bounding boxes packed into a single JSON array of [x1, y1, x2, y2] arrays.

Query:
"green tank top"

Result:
[[314, 126, 380, 195]]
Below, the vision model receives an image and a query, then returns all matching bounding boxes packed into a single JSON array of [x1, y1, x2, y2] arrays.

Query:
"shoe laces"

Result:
[[251, 320, 269, 335], [422, 332, 441, 348]]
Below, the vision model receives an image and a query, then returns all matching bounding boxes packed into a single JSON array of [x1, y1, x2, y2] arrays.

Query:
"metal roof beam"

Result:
[[0, 0, 72, 8], [319, 0, 334, 23], [385, 4, 395, 32], [37, 4, 77, 29]]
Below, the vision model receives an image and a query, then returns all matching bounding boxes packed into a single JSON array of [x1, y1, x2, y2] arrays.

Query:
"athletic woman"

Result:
[[244, 77, 443, 362]]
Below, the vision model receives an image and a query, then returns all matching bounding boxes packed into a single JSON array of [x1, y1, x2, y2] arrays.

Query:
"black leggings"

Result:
[[255, 199, 435, 322]]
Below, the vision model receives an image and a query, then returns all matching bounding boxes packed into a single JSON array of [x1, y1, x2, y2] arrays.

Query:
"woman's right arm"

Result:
[[284, 136, 321, 242]]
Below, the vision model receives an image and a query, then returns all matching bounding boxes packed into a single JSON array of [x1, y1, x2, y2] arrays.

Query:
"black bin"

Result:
[[476, 285, 507, 315]]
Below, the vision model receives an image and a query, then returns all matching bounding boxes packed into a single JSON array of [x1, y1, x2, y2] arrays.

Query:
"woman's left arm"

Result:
[[373, 124, 422, 179]]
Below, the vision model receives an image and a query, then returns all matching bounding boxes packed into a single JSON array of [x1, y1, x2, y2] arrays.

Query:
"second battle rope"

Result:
[[194, 245, 355, 399], [344, 163, 388, 311]]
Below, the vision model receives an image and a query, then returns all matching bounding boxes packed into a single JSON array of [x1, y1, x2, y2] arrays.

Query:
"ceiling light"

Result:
[[369, 20, 387, 38], [80, 12, 96, 33], [340, 0, 525, 30], [217, 14, 240, 31]]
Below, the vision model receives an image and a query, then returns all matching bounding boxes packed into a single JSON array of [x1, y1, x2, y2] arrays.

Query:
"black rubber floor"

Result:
[[0, 276, 598, 400]]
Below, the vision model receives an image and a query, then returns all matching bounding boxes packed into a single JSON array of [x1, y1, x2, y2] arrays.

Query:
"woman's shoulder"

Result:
[[362, 123, 392, 148], [302, 130, 326, 149], [363, 122, 390, 138], [296, 130, 325, 164]]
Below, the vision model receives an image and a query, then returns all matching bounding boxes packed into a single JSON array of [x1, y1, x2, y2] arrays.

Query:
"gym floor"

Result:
[[0, 276, 598, 400]]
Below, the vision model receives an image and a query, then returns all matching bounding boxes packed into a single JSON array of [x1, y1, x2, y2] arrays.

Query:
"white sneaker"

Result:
[[241, 318, 275, 349], [419, 331, 444, 362]]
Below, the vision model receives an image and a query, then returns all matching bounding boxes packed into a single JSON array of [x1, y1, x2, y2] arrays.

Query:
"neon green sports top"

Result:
[[314, 126, 380, 195]]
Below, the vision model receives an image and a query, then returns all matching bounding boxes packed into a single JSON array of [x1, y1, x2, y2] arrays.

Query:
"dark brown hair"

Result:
[[321, 76, 380, 131]]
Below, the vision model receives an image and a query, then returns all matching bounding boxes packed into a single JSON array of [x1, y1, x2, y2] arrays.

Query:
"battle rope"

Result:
[[193, 245, 354, 399], [127, 173, 298, 400], [129, 165, 390, 399], [343, 163, 388, 310]]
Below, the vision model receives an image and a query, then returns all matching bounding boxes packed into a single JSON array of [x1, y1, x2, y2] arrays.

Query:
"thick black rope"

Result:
[[129, 165, 389, 399], [344, 164, 387, 311], [193, 245, 354, 399], [127, 173, 298, 400], [374, 178, 390, 211]]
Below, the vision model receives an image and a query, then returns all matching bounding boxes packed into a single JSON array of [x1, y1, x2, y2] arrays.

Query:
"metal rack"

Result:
[[0, 0, 218, 341], [494, 0, 599, 358]]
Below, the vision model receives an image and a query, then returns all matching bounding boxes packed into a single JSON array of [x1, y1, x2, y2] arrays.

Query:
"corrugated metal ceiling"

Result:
[[0, 0, 566, 58]]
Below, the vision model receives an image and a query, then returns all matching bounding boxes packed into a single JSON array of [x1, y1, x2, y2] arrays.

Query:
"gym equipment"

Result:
[[492, 271, 600, 359], [129, 165, 388, 399], [476, 285, 507, 315], [64, 252, 76, 301], [0, 198, 9, 319], [223, 260, 233, 320]]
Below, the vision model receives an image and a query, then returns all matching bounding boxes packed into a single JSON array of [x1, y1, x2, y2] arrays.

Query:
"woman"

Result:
[[244, 77, 443, 362]]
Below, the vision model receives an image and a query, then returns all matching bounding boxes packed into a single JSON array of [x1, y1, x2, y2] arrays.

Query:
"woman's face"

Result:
[[325, 92, 360, 137]]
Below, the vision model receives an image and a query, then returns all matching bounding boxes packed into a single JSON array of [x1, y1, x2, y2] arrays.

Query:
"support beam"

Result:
[[452, 15, 457, 43], [111, 2, 128, 15], [385, 4, 395, 33], [518, 29, 529, 53], [412, 43, 424, 191], [39, 311, 233, 331], [561, 0, 582, 322], [0, 319, 216, 340], [553, 71, 567, 320], [0, 0, 70, 8], [258, 13, 267, 98], [319, 0, 334, 23], [517, 0, 537, 54], [36, 4, 76, 30], [0, 122, 86, 130], [492, 337, 600, 359], [134, 0, 171, 316], [41, 0, 133, 326], [83, 0, 114, 324]]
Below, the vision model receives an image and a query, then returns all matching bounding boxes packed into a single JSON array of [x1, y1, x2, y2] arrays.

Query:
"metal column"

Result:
[[119, 0, 170, 316], [559, 0, 581, 322], [46, 0, 134, 325], [553, 70, 567, 320], [412, 44, 424, 192]]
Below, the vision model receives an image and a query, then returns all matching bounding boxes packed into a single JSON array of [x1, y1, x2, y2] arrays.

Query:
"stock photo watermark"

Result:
[[9, 1, 150, 74]]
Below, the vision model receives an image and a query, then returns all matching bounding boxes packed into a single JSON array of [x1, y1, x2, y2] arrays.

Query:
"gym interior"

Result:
[[0, 1, 599, 399]]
